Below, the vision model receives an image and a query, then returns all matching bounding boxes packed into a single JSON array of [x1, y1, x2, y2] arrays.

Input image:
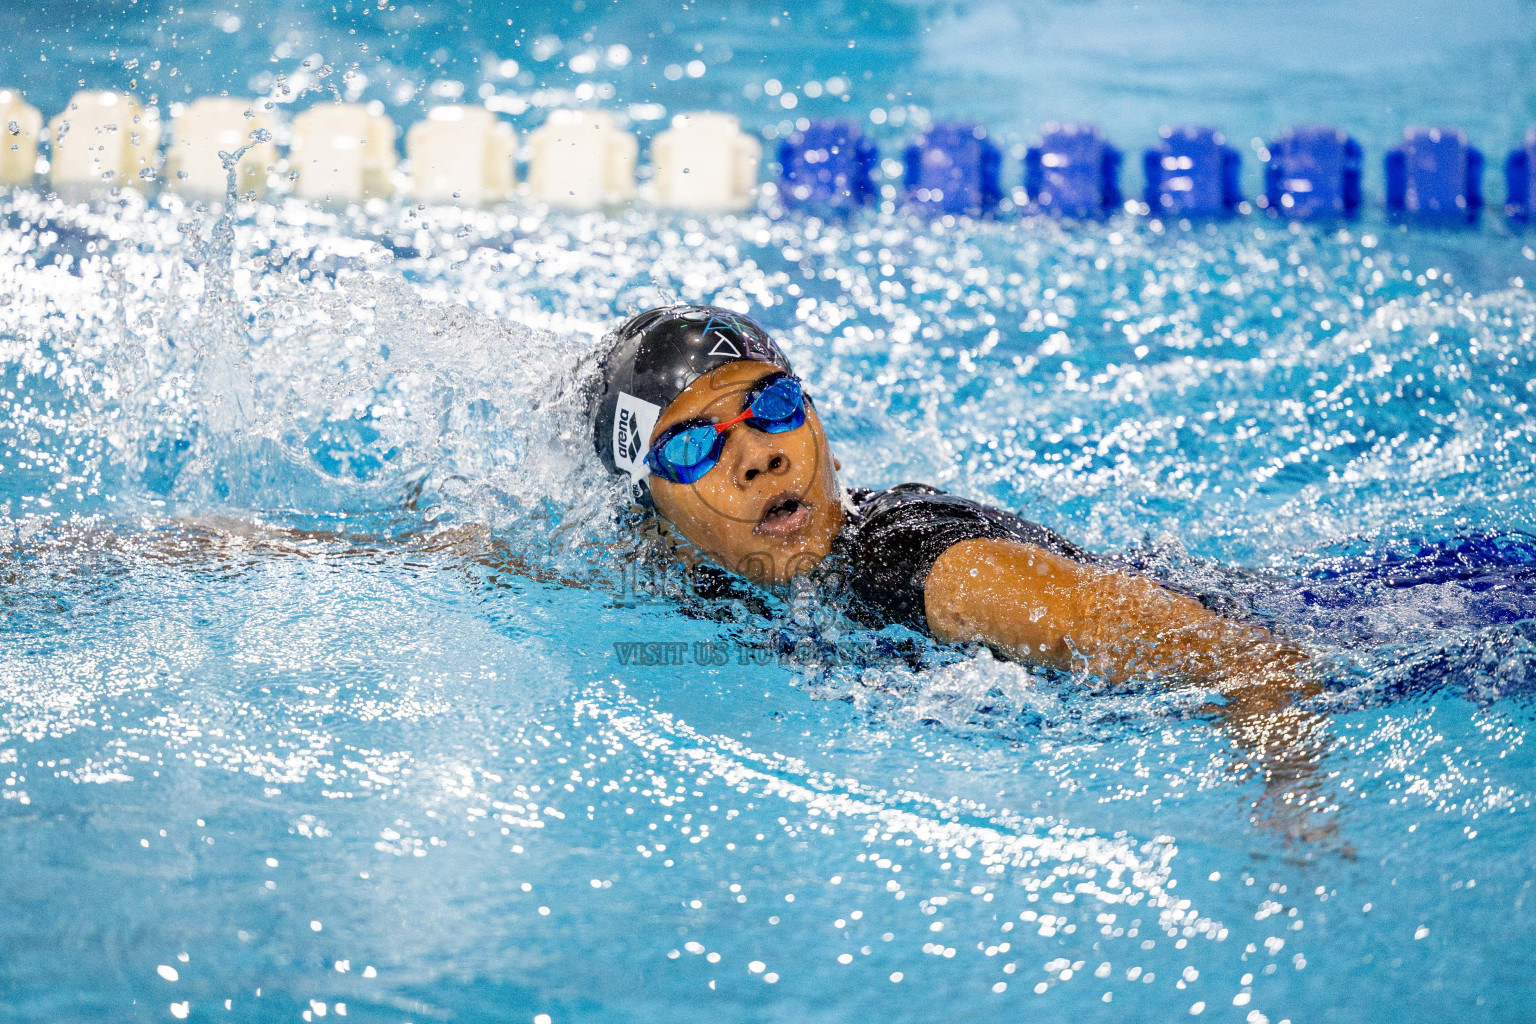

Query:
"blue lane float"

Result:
[[1505, 129, 1535, 220], [1143, 126, 1241, 217], [1385, 127, 1483, 224], [1261, 126, 1362, 221], [1023, 123, 1121, 218], [902, 122, 1001, 217], [776, 119, 878, 210]]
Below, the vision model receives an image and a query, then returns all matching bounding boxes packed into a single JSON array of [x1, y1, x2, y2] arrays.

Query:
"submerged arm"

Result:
[[924, 538, 1333, 839]]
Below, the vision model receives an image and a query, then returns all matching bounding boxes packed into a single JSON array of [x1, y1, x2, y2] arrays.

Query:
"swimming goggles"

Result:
[[644, 372, 808, 484]]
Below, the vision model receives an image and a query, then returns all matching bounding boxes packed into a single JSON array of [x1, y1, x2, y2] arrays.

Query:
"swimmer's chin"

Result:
[[732, 557, 817, 588], [730, 541, 837, 588]]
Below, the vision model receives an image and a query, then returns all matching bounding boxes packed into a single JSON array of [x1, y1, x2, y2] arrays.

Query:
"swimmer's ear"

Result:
[[654, 514, 701, 568]]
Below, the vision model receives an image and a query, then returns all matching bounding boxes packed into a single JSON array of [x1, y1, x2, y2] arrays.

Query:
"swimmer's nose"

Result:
[[731, 429, 790, 485], [744, 454, 787, 482]]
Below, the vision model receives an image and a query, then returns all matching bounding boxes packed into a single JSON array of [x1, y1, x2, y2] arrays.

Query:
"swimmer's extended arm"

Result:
[[16, 516, 589, 589]]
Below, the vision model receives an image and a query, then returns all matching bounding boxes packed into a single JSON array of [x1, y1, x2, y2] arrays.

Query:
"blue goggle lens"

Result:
[[658, 426, 722, 478], [748, 376, 805, 431]]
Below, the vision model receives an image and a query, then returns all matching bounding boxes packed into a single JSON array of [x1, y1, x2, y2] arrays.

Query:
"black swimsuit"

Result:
[[671, 482, 1082, 633]]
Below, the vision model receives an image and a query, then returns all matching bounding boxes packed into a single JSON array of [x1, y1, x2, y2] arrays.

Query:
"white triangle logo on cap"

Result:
[[707, 330, 743, 358]]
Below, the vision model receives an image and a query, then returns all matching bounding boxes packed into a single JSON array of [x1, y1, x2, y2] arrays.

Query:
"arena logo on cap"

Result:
[[613, 392, 661, 480]]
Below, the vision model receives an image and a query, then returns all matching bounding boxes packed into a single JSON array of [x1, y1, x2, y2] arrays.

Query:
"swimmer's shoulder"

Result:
[[838, 482, 1090, 629], [846, 482, 1088, 563], [845, 481, 942, 513]]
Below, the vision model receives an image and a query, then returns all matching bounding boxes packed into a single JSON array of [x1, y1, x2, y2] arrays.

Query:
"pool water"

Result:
[[4, 2, 1536, 1022]]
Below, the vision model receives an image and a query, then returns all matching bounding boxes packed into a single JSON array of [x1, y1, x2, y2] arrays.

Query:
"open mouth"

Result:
[[754, 491, 813, 538]]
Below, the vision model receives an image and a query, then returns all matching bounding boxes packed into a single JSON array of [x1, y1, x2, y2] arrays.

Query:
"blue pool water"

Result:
[[4, 2, 1536, 1022]]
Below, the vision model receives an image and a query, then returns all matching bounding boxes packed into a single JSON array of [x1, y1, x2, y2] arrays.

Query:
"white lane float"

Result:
[[165, 97, 278, 196], [650, 111, 761, 212], [0, 89, 42, 185], [526, 108, 636, 209], [289, 102, 397, 202], [48, 90, 160, 187], [407, 105, 516, 205]]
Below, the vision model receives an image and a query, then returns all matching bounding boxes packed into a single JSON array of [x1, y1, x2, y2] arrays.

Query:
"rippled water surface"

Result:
[[4, 2, 1536, 1022]]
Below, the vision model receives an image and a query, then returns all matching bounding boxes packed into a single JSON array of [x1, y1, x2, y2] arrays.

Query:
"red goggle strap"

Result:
[[712, 407, 754, 434]]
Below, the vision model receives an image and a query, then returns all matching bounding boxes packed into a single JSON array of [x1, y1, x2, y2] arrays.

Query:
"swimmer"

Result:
[[2, 302, 1333, 840], [590, 304, 1331, 837]]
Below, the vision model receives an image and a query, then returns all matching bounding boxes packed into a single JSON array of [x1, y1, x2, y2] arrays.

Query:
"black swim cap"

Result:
[[589, 304, 793, 495]]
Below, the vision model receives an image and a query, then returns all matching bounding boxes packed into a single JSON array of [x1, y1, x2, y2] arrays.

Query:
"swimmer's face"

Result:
[[647, 360, 844, 587]]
